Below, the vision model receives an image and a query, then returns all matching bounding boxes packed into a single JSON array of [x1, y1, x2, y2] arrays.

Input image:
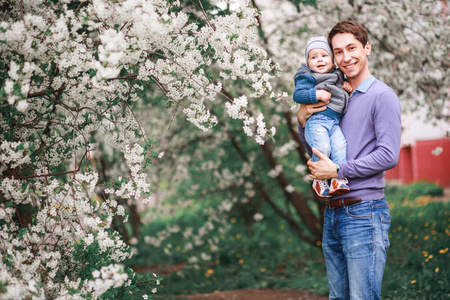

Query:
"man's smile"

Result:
[[342, 62, 357, 70]]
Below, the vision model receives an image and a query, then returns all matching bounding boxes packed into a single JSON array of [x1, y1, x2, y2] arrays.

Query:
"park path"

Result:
[[135, 265, 328, 300], [169, 289, 328, 300]]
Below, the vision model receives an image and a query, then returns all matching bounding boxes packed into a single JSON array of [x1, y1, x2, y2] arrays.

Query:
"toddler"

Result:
[[293, 36, 352, 197]]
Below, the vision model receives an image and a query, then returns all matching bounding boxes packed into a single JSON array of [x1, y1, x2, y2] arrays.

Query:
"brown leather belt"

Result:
[[327, 197, 362, 208]]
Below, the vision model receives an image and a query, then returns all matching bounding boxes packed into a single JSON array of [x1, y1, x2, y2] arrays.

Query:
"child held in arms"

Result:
[[293, 36, 352, 197]]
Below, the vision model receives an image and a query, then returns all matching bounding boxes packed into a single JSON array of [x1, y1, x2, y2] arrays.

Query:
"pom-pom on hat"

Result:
[[305, 36, 333, 64]]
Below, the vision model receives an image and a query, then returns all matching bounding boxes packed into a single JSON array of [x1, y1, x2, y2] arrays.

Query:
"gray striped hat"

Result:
[[305, 36, 333, 64]]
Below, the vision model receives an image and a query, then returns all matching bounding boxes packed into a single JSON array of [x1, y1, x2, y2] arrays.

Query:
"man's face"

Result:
[[307, 48, 334, 74], [331, 33, 371, 81]]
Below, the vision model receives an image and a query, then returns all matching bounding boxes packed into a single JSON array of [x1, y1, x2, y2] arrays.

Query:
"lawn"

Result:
[[127, 182, 450, 300]]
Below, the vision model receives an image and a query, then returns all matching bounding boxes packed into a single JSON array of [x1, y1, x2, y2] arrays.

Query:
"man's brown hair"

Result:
[[327, 21, 368, 49]]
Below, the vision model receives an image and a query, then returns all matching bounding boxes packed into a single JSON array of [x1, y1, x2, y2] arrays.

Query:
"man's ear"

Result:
[[365, 42, 372, 56]]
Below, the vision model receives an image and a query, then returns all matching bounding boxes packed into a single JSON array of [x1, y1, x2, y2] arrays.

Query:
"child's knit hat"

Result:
[[305, 36, 333, 63]]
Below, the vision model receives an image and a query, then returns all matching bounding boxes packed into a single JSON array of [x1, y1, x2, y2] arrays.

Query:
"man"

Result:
[[297, 21, 401, 299]]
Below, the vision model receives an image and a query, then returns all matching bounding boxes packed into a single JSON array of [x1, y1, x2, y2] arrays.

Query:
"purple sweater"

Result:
[[298, 76, 402, 201]]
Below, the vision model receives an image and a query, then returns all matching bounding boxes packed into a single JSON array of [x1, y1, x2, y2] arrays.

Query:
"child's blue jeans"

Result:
[[305, 114, 347, 163]]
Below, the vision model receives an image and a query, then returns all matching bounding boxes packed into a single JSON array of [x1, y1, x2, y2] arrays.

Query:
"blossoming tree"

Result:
[[136, 0, 449, 266], [0, 0, 283, 298], [1, 0, 448, 297]]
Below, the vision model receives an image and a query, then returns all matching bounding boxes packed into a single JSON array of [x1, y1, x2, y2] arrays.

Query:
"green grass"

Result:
[[128, 182, 450, 299], [382, 182, 449, 300]]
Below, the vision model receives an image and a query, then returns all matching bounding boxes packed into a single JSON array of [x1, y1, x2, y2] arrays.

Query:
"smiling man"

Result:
[[297, 21, 402, 299]]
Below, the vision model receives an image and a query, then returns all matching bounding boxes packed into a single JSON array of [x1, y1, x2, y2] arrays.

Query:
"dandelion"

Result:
[[411, 280, 416, 284], [239, 259, 244, 264], [260, 268, 266, 272], [435, 267, 439, 273], [439, 248, 449, 254]]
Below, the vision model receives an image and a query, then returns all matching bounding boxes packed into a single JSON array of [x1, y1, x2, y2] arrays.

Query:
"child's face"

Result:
[[307, 48, 334, 74]]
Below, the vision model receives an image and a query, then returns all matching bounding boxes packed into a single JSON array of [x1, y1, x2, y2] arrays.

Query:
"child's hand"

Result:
[[342, 81, 353, 93], [316, 90, 331, 102]]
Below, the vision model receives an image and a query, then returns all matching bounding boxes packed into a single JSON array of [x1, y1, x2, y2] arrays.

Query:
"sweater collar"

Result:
[[352, 75, 375, 96]]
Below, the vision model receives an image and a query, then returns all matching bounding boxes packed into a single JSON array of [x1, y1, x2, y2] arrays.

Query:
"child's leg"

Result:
[[305, 115, 332, 162], [305, 115, 335, 198], [329, 122, 350, 195]]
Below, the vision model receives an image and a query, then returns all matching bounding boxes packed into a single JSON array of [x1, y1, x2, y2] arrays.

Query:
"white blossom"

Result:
[[253, 213, 264, 221], [432, 146, 443, 156]]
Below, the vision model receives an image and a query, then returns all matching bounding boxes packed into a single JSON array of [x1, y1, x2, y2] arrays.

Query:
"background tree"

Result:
[[138, 0, 449, 265]]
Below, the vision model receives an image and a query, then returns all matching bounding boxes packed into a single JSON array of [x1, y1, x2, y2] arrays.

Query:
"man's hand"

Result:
[[342, 81, 353, 93], [297, 102, 329, 126], [316, 90, 332, 102], [307, 148, 338, 180]]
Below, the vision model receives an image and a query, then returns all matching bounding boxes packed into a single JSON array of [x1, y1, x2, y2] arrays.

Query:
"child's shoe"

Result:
[[312, 179, 331, 198], [329, 178, 350, 195]]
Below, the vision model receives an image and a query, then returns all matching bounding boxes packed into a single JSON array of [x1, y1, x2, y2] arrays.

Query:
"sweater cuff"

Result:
[[310, 89, 318, 103], [337, 162, 345, 178]]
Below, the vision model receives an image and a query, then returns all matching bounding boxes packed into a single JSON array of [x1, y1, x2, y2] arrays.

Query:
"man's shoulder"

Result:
[[369, 79, 397, 95], [368, 79, 401, 112]]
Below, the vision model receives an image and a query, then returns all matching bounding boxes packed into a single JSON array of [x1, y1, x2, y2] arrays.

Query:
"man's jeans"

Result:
[[322, 198, 391, 300], [305, 114, 347, 163]]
